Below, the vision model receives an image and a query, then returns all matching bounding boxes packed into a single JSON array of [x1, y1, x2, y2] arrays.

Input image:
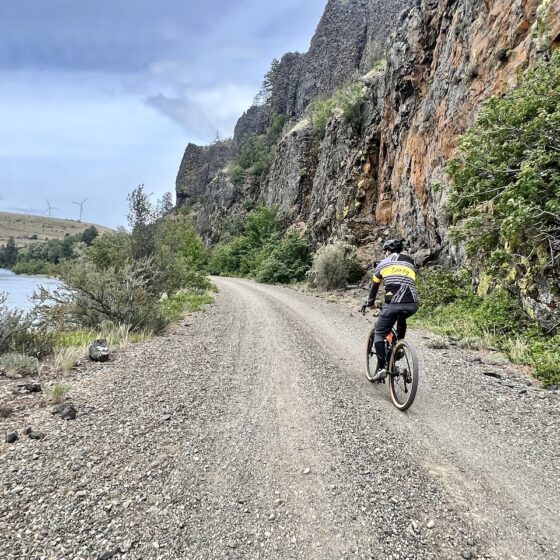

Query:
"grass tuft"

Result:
[[46, 382, 71, 404]]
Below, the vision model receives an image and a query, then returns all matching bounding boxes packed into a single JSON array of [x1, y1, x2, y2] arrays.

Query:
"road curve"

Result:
[[1, 277, 559, 559]]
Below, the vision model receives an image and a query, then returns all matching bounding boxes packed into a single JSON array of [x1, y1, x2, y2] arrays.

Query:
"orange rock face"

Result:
[[375, 0, 559, 249]]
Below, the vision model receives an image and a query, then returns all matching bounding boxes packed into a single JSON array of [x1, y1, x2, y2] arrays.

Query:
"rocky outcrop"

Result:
[[176, 141, 233, 207], [176, 0, 560, 328], [233, 106, 271, 146], [270, 0, 408, 117]]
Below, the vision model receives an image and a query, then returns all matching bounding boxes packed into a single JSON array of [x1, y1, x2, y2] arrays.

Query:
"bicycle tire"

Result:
[[388, 340, 419, 411], [365, 326, 378, 382]]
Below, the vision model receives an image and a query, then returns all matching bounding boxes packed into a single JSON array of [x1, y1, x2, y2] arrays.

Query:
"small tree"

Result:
[[3, 237, 18, 267], [127, 184, 156, 259], [254, 58, 280, 107]]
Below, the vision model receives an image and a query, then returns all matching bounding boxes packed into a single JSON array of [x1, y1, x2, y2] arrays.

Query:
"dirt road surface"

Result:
[[2, 277, 559, 559]]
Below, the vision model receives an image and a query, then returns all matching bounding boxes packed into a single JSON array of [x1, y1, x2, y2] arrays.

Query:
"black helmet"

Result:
[[383, 239, 404, 253]]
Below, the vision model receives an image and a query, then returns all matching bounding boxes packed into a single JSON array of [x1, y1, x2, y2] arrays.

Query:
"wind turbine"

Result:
[[44, 199, 58, 218], [72, 198, 88, 222]]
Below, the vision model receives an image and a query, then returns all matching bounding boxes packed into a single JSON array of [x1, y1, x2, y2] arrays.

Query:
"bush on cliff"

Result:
[[308, 241, 364, 291], [310, 82, 365, 138], [209, 206, 312, 284], [254, 233, 312, 284], [447, 51, 560, 299]]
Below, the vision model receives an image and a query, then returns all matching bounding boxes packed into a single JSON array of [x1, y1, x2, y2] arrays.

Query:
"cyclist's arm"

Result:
[[367, 273, 382, 307]]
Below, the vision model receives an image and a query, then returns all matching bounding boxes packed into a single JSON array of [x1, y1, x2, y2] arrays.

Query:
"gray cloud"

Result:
[[0, 0, 327, 226]]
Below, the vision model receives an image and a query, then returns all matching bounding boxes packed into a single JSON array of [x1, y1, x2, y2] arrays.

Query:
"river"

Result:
[[0, 268, 61, 313]]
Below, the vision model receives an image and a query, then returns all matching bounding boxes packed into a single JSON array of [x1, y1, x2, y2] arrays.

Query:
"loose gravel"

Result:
[[1, 277, 559, 559]]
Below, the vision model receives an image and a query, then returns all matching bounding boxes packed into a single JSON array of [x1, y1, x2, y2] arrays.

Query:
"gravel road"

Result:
[[1, 277, 559, 560]]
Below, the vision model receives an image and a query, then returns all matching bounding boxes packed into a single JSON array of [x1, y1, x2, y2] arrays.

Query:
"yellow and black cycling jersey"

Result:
[[369, 253, 419, 304]]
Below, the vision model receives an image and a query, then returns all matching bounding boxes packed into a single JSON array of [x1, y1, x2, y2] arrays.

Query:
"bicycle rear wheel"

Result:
[[388, 340, 419, 411], [365, 326, 378, 382]]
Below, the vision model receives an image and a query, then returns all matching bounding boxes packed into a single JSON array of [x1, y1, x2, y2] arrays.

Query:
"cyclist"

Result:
[[362, 239, 420, 381]]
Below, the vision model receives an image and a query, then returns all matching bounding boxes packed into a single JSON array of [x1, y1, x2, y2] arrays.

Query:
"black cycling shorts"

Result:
[[374, 302, 419, 342]]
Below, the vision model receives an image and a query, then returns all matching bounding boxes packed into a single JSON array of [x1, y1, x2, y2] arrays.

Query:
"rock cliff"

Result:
[[176, 0, 560, 328]]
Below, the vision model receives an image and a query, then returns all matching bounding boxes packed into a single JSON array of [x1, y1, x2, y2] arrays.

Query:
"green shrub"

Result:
[[87, 229, 133, 271], [310, 98, 337, 138], [12, 261, 57, 276], [161, 291, 214, 321], [309, 241, 364, 291], [46, 382, 71, 404], [36, 260, 169, 334], [209, 238, 246, 276], [0, 352, 40, 376], [267, 114, 287, 143], [254, 233, 312, 284], [447, 50, 560, 287], [209, 207, 312, 284], [336, 83, 365, 131], [0, 293, 30, 353], [230, 164, 245, 186], [412, 268, 560, 385], [309, 83, 366, 138], [236, 134, 274, 175]]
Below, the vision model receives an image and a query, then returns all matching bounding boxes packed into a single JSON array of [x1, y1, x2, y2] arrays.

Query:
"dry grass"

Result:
[[505, 337, 531, 364], [426, 336, 450, 349], [53, 345, 87, 374], [46, 382, 71, 404], [458, 336, 488, 351], [0, 211, 112, 247], [0, 405, 14, 418], [0, 352, 40, 376]]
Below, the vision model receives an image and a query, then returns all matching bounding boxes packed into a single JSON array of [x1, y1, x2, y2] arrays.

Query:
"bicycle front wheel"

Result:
[[365, 326, 378, 383], [388, 340, 419, 411]]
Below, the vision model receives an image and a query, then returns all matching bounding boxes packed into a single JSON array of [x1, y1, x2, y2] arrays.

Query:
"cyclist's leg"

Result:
[[396, 303, 419, 340], [374, 306, 398, 370]]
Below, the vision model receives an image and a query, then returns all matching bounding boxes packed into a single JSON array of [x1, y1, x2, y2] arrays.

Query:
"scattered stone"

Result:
[[227, 540, 237, 549], [426, 519, 435, 529], [28, 430, 45, 440], [462, 551, 472, 559], [162, 414, 172, 421], [17, 382, 42, 393], [303, 467, 311, 475], [52, 402, 77, 420], [5, 432, 18, 443], [482, 371, 502, 379], [89, 339, 111, 362], [466, 538, 475, 546], [97, 550, 118, 560]]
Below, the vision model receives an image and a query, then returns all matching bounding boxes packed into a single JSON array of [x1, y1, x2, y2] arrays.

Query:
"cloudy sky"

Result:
[[0, 0, 327, 227]]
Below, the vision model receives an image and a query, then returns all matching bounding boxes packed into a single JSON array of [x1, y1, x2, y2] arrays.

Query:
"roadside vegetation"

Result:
[[446, 51, 559, 323], [412, 268, 560, 385], [0, 186, 214, 378], [422, 50, 560, 386], [209, 206, 312, 283]]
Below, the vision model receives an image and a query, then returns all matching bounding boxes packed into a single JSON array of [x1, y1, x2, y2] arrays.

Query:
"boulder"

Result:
[[16, 382, 42, 393], [89, 339, 110, 362], [5, 432, 18, 443], [28, 430, 45, 440], [52, 402, 77, 420]]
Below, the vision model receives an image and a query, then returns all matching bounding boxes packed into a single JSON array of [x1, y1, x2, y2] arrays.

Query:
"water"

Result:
[[0, 268, 61, 313]]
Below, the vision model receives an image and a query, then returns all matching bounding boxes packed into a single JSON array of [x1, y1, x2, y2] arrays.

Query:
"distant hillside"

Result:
[[0, 212, 113, 247]]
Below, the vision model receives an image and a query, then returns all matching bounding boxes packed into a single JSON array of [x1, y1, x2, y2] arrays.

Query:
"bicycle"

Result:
[[361, 307, 419, 411]]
